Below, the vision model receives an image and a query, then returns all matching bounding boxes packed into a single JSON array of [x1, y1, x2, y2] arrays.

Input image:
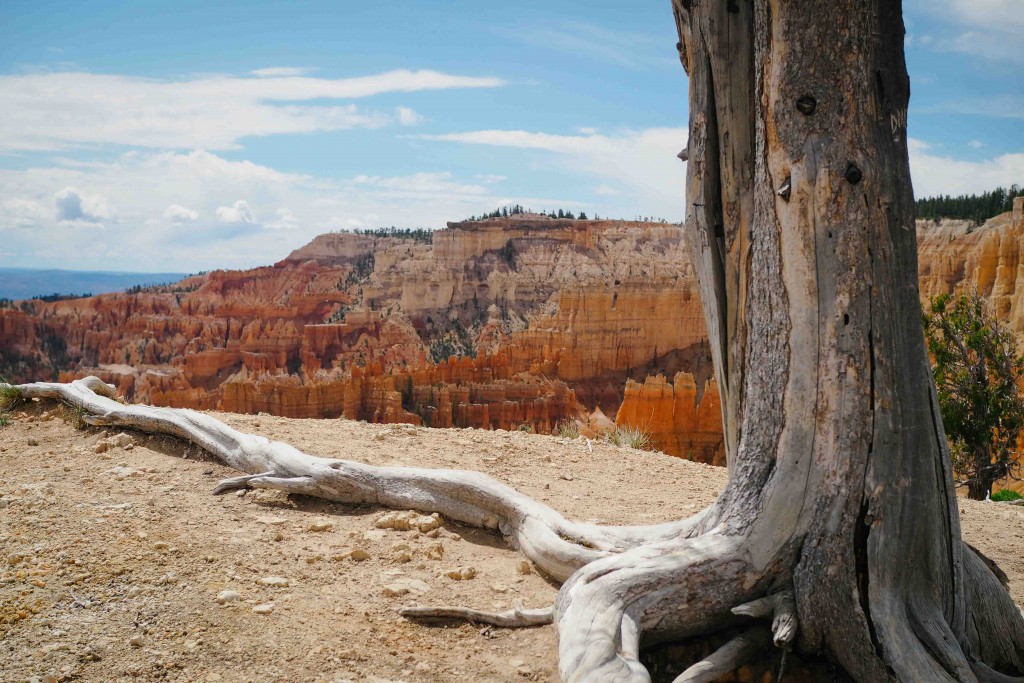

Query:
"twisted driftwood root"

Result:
[[4, 378, 798, 680], [22, 378, 1024, 681]]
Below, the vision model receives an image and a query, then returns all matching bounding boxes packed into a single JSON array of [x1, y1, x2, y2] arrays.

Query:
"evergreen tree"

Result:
[[923, 290, 1024, 499]]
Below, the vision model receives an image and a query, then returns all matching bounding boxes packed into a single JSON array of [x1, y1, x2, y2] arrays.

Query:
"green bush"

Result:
[[990, 489, 1023, 502]]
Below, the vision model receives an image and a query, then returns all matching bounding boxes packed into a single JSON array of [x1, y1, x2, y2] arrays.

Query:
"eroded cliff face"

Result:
[[918, 199, 1024, 329], [615, 372, 724, 465], [0, 215, 715, 452]]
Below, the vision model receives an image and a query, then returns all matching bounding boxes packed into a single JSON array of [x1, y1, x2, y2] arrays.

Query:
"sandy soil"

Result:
[[2, 402, 1022, 683]]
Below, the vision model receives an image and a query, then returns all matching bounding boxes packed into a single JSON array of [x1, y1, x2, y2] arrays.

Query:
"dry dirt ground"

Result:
[[2, 401, 1023, 683]]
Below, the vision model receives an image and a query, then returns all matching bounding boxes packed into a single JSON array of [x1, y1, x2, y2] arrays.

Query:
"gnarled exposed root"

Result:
[[6, 377, 782, 680], [8, 377, 712, 583], [553, 533, 766, 682], [10, 377, 1023, 682], [732, 589, 797, 646], [399, 604, 554, 628], [671, 626, 771, 683]]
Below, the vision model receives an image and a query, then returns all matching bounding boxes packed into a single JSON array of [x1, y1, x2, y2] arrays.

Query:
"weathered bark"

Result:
[[5, 2, 1024, 680], [672, 0, 1024, 679]]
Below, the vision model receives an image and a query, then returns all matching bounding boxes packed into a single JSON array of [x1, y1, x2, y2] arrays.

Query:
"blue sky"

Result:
[[0, 0, 1021, 272]]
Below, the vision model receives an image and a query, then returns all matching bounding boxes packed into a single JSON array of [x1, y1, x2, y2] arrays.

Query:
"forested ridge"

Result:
[[916, 185, 1024, 224]]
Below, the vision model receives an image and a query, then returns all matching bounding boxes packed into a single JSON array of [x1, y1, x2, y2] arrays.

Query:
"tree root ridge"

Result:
[[10, 378, 1024, 681], [4, 378, 793, 681], [671, 626, 771, 683], [399, 604, 554, 628]]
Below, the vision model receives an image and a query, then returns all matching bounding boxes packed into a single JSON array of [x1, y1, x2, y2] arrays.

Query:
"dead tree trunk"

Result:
[[5, 2, 1024, 680], [672, 0, 1024, 679]]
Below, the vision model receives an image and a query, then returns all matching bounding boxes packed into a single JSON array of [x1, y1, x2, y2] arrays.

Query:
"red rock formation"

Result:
[[2, 218, 703, 445], [615, 373, 724, 465], [7, 208, 1024, 467]]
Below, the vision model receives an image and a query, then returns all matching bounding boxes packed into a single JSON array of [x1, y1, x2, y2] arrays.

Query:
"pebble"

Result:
[[382, 578, 431, 596], [109, 433, 134, 448], [382, 583, 410, 597], [153, 541, 169, 550], [343, 548, 370, 562], [27, 437, 39, 446], [375, 510, 443, 532], [307, 521, 333, 532], [215, 589, 241, 604], [445, 566, 477, 581], [517, 560, 532, 575], [252, 603, 275, 615], [256, 516, 287, 525], [259, 576, 289, 588], [129, 635, 144, 647]]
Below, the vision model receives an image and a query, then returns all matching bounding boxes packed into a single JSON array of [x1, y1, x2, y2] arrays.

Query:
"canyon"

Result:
[[0, 214, 720, 461], [3, 199, 1023, 467]]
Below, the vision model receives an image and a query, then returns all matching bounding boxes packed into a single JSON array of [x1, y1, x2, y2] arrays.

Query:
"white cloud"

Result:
[[0, 149, 576, 271], [948, 0, 1024, 30], [53, 187, 116, 223], [216, 200, 256, 224], [0, 69, 505, 152], [395, 106, 423, 126], [1, 199, 47, 228], [266, 207, 299, 231], [909, 138, 1024, 197], [968, 140, 985, 149], [250, 67, 314, 77], [416, 127, 688, 219], [164, 204, 199, 222], [933, 0, 1024, 63]]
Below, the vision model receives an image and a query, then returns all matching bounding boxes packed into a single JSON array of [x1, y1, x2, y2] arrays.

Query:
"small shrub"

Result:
[[0, 377, 24, 412], [991, 489, 1023, 502], [516, 423, 534, 434], [606, 424, 652, 451], [556, 420, 580, 439]]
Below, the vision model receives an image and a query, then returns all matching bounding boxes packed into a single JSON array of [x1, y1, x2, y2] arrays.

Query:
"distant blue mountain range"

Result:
[[0, 267, 189, 301]]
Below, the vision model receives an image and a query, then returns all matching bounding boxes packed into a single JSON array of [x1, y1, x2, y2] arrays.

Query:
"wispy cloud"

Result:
[[915, 95, 1024, 120], [395, 106, 423, 126], [0, 69, 505, 152], [925, 0, 1024, 63], [505, 22, 674, 70], [250, 67, 315, 77], [415, 127, 688, 218]]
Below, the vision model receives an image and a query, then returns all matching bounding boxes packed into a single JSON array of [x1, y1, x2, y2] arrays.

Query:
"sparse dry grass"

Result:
[[555, 420, 581, 439], [605, 424, 652, 451]]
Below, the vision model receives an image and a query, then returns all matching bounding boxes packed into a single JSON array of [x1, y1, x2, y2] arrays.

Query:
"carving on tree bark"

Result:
[[5, 1, 1024, 680]]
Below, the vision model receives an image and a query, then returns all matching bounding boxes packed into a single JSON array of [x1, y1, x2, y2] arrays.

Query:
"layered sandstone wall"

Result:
[[615, 373, 724, 465], [2, 217, 706, 448]]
